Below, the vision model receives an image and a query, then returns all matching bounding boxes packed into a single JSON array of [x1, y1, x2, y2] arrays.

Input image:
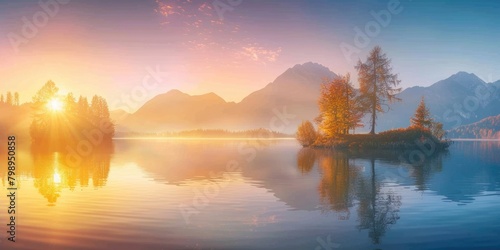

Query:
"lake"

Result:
[[2, 139, 500, 249]]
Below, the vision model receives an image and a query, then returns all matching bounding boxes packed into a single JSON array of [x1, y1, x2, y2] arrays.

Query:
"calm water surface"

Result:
[[1, 139, 500, 249]]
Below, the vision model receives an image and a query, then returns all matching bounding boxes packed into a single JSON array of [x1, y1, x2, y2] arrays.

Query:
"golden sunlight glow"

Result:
[[53, 172, 62, 184], [48, 98, 63, 112]]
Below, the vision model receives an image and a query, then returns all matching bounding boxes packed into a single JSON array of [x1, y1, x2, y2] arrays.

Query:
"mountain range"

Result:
[[113, 62, 500, 136], [117, 62, 336, 133], [448, 114, 500, 139], [377, 71, 500, 132]]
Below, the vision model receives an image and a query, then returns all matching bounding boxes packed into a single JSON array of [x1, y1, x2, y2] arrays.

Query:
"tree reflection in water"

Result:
[[296, 148, 447, 244], [316, 150, 361, 219], [356, 158, 402, 244], [31, 143, 113, 205], [296, 148, 317, 174]]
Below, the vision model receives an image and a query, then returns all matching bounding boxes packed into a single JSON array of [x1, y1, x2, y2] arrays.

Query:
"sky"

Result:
[[1, 0, 499, 112]]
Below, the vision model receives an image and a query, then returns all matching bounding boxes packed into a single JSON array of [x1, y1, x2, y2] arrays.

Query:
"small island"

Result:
[[296, 46, 451, 153]]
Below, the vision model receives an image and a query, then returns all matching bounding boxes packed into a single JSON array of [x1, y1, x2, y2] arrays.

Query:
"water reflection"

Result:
[[316, 150, 360, 215], [296, 148, 316, 173], [3, 139, 498, 249], [295, 148, 449, 243], [356, 158, 402, 244], [408, 152, 444, 191], [427, 141, 500, 203], [31, 144, 113, 204], [455, 140, 500, 165]]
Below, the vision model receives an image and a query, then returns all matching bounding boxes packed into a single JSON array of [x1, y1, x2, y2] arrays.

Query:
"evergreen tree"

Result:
[[14, 92, 19, 106], [30, 81, 59, 143], [29, 81, 115, 149], [356, 46, 401, 134], [90, 95, 114, 138], [32, 80, 58, 103], [77, 96, 90, 118], [410, 97, 433, 129], [6, 92, 13, 106], [65, 93, 77, 114]]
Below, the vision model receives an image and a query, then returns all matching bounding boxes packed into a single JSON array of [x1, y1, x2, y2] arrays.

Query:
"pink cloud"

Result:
[[154, 0, 281, 64], [238, 45, 282, 63]]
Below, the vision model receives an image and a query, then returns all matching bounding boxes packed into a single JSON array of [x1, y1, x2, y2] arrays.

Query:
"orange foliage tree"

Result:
[[317, 73, 363, 139]]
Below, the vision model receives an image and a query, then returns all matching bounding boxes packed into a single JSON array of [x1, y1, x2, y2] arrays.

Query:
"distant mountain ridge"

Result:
[[376, 71, 500, 132], [448, 114, 500, 139], [119, 62, 337, 133], [114, 63, 500, 135]]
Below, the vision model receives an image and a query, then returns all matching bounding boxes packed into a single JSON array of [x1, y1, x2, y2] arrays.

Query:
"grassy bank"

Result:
[[312, 127, 451, 151]]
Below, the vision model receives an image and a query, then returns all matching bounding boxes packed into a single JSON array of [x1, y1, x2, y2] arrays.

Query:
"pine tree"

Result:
[[30, 81, 59, 143], [32, 80, 58, 103], [29, 81, 115, 148], [65, 93, 77, 113], [6, 92, 13, 106], [356, 46, 401, 134], [77, 96, 90, 118], [410, 97, 432, 129], [14, 92, 19, 106], [89, 95, 114, 138]]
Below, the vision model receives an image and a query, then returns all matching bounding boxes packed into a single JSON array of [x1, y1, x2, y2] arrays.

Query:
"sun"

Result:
[[53, 171, 61, 184], [47, 98, 63, 112]]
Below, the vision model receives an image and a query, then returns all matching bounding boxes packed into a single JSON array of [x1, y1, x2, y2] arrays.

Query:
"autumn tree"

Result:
[[0, 94, 4, 103], [410, 97, 433, 129], [431, 122, 445, 140], [410, 96, 446, 140], [317, 74, 363, 138], [356, 46, 401, 134], [296, 120, 317, 147]]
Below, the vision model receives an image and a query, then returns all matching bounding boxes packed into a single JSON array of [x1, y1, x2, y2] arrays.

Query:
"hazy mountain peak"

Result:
[[111, 109, 130, 115], [197, 92, 227, 103], [292, 61, 328, 70], [454, 71, 472, 76], [447, 71, 484, 83], [272, 62, 337, 85], [289, 62, 336, 77], [110, 109, 130, 123], [253, 62, 337, 95], [431, 71, 485, 91], [165, 89, 187, 96]]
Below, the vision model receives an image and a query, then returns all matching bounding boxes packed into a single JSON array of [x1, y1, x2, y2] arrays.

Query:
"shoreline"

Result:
[[450, 138, 500, 141], [112, 137, 296, 140]]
